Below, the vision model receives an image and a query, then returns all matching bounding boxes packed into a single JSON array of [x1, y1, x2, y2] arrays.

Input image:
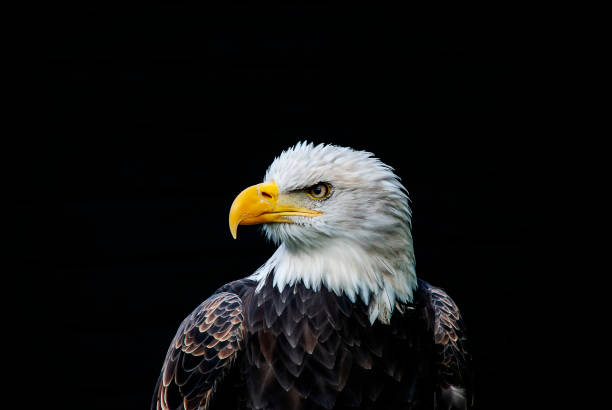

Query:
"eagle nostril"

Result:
[[261, 191, 272, 199]]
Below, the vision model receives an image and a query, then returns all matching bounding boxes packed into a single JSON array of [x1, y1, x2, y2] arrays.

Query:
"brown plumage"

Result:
[[151, 277, 472, 410], [420, 282, 473, 408], [153, 292, 245, 410]]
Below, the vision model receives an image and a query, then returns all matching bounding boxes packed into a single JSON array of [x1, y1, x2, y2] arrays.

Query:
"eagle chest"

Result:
[[237, 279, 433, 410]]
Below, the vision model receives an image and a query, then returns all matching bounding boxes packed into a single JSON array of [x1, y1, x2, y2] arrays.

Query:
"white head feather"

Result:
[[249, 142, 417, 324]]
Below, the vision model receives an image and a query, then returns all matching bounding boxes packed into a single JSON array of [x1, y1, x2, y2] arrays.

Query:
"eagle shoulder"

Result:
[[152, 290, 246, 410], [416, 279, 474, 409]]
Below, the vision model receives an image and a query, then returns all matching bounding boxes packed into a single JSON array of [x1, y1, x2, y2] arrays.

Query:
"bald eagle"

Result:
[[152, 143, 473, 410]]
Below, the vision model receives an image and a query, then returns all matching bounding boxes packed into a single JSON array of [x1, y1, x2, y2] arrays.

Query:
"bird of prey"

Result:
[[152, 142, 473, 410]]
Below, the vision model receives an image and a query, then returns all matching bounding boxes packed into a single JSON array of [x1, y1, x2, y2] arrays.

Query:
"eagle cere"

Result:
[[152, 142, 473, 410]]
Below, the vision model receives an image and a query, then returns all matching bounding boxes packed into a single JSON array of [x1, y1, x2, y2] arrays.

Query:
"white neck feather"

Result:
[[248, 238, 417, 324], [249, 142, 418, 324]]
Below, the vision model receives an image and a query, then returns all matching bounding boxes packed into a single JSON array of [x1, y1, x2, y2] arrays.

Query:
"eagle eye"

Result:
[[306, 182, 332, 200]]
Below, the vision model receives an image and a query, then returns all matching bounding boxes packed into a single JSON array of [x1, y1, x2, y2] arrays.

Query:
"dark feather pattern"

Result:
[[152, 276, 472, 409], [416, 280, 474, 409], [152, 292, 245, 410]]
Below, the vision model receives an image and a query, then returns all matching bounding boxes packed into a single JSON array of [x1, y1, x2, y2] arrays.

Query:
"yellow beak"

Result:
[[229, 181, 322, 239]]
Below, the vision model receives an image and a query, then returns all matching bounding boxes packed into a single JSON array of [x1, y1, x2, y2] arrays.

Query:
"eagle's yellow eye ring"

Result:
[[306, 182, 332, 200]]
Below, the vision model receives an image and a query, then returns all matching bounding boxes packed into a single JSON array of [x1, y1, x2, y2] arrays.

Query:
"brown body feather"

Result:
[[152, 292, 245, 410], [152, 277, 472, 410]]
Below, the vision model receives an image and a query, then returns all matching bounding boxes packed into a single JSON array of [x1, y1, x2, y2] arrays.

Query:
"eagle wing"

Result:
[[152, 292, 245, 410], [419, 280, 474, 409]]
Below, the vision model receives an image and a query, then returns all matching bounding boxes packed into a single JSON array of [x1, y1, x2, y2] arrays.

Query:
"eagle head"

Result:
[[229, 142, 417, 323]]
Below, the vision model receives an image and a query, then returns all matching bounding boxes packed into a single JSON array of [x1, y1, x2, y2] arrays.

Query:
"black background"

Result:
[[30, 3, 555, 409]]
